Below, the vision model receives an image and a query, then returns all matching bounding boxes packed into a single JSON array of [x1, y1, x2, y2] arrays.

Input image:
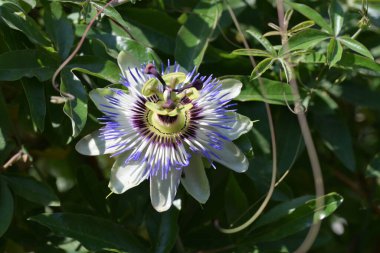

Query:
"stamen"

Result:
[[145, 63, 167, 90], [174, 79, 204, 93], [191, 79, 203, 90]]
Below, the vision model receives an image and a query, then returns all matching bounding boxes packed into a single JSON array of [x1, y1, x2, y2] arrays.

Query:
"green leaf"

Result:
[[0, 177, 13, 237], [329, 0, 344, 36], [326, 38, 343, 67], [175, 0, 223, 71], [312, 91, 356, 171], [68, 56, 121, 84], [0, 49, 57, 81], [44, 1, 74, 59], [338, 36, 374, 60], [3, 175, 60, 206], [285, 1, 332, 33], [225, 174, 249, 224], [299, 52, 380, 74], [366, 154, 380, 178], [0, 3, 50, 46], [250, 193, 343, 242], [289, 20, 315, 34], [254, 195, 312, 229], [246, 28, 277, 56], [234, 76, 297, 105], [0, 90, 11, 151], [76, 166, 108, 216], [250, 58, 274, 79], [29, 213, 148, 253], [115, 38, 162, 66], [283, 29, 329, 53], [327, 79, 380, 109], [121, 7, 180, 55], [61, 70, 88, 138], [21, 78, 46, 132], [278, 58, 293, 83], [154, 209, 179, 253], [232, 49, 273, 58]]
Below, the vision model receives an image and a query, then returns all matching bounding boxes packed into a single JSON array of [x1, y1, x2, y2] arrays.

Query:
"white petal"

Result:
[[181, 154, 210, 204], [117, 51, 140, 87], [108, 153, 148, 194], [212, 141, 249, 173], [89, 88, 118, 112], [219, 112, 253, 140], [150, 169, 182, 212], [75, 130, 121, 156], [219, 79, 243, 101]]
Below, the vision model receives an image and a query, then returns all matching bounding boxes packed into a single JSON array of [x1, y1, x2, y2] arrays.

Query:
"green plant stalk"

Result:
[[276, 1, 325, 252]]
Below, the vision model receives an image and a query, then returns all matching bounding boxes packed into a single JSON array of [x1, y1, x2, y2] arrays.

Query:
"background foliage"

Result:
[[0, 0, 380, 252]]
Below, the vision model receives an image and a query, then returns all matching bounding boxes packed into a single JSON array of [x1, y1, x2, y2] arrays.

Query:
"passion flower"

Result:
[[75, 54, 253, 212]]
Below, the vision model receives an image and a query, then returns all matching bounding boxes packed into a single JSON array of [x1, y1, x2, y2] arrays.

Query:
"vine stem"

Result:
[[276, 1, 325, 252], [215, 0, 278, 234], [51, 0, 117, 100]]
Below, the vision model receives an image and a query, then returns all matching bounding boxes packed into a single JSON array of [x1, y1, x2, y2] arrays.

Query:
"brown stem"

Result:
[[51, 0, 117, 100], [216, 0, 278, 233], [276, 1, 325, 252]]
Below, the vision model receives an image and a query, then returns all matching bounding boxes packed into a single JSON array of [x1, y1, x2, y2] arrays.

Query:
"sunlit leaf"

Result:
[[44, 1, 74, 59], [285, 1, 332, 33], [232, 48, 273, 58], [175, 0, 223, 70], [338, 36, 374, 60], [0, 3, 50, 46], [329, 0, 344, 36], [60, 70, 88, 138], [289, 20, 315, 34], [366, 154, 380, 178], [326, 38, 343, 67], [250, 58, 274, 79], [283, 29, 329, 53], [232, 76, 297, 105]]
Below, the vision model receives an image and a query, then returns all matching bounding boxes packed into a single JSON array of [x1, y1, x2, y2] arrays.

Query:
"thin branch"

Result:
[[276, 1, 325, 252], [215, 0, 278, 234], [51, 0, 117, 100]]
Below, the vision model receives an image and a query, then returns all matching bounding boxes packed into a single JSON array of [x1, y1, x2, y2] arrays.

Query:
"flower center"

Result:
[[142, 65, 204, 135], [146, 110, 189, 135]]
